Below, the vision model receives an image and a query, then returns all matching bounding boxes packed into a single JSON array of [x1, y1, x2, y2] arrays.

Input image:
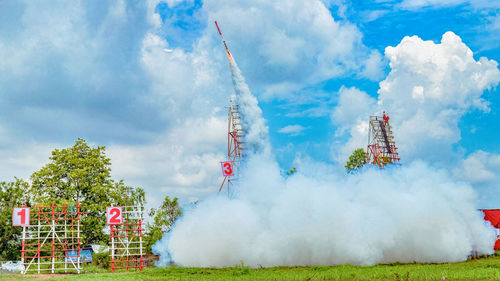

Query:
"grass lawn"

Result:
[[2, 252, 500, 281]]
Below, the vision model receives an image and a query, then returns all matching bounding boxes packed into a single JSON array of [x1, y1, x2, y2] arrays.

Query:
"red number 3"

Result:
[[221, 161, 233, 176]]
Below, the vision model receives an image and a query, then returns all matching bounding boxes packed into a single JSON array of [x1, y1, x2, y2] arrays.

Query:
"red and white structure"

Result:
[[108, 205, 145, 272], [14, 202, 84, 274], [481, 209, 500, 250], [219, 98, 244, 193], [367, 114, 400, 167]]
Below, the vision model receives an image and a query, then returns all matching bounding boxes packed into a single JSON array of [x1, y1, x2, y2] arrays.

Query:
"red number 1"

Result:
[[109, 208, 121, 224], [17, 209, 26, 225]]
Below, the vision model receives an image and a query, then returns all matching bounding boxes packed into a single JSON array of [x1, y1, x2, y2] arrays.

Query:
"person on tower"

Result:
[[383, 111, 390, 125]]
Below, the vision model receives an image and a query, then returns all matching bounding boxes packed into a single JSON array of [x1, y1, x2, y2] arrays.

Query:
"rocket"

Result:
[[214, 20, 232, 61]]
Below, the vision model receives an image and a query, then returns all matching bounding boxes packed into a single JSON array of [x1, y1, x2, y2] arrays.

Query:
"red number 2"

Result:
[[17, 209, 26, 225], [223, 162, 233, 175], [109, 208, 121, 224]]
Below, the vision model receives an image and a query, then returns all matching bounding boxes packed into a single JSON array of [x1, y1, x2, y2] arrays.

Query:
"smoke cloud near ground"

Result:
[[153, 156, 496, 267], [152, 41, 496, 268]]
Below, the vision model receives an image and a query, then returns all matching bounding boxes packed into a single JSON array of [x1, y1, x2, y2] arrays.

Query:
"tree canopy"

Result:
[[146, 196, 182, 253], [345, 148, 367, 173], [28, 138, 145, 245], [0, 179, 29, 260]]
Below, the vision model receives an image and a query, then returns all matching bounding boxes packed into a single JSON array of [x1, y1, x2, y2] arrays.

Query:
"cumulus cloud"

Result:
[[332, 32, 500, 163], [107, 115, 227, 206], [330, 87, 375, 162], [452, 150, 500, 208], [331, 86, 376, 134], [0, 1, 160, 143], [200, 0, 383, 99], [0, 1, 232, 208], [453, 151, 500, 183]]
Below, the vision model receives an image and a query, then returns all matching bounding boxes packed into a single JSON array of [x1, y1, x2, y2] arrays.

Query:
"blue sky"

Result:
[[0, 0, 498, 209]]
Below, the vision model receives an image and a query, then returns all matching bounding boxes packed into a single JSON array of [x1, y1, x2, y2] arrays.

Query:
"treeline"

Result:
[[0, 139, 180, 261]]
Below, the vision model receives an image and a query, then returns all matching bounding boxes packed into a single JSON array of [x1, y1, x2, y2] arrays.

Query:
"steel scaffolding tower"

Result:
[[18, 202, 84, 274], [367, 115, 400, 167], [108, 205, 145, 272], [219, 98, 245, 193]]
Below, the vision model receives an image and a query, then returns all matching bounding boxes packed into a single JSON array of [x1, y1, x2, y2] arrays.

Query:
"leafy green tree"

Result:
[[29, 138, 145, 245], [286, 167, 297, 176], [345, 148, 367, 173], [0, 179, 29, 260], [146, 196, 181, 253]]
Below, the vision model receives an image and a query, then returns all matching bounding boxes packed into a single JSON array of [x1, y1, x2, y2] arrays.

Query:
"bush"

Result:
[[92, 252, 109, 269]]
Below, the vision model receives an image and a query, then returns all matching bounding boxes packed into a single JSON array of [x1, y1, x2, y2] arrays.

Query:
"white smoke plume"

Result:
[[153, 156, 496, 267], [228, 55, 271, 155], [152, 35, 496, 267]]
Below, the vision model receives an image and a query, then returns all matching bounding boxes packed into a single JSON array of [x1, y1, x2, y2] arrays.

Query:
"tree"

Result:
[[345, 148, 367, 173], [28, 138, 145, 245], [145, 196, 182, 253], [286, 167, 297, 176], [0, 179, 29, 260]]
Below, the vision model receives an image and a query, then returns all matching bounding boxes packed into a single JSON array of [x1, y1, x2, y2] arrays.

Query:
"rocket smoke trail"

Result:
[[150, 22, 497, 267], [227, 55, 270, 155], [215, 20, 270, 155]]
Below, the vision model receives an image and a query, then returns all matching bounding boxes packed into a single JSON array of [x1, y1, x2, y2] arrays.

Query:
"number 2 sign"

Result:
[[13, 207, 30, 226], [221, 161, 234, 177], [107, 207, 123, 225]]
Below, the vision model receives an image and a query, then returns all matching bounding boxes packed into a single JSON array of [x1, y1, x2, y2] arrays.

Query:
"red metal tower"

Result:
[[219, 98, 244, 193], [367, 114, 400, 167], [108, 205, 145, 273], [15, 202, 85, 274]]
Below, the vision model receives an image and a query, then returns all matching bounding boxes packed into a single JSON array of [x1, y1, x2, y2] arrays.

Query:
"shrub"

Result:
[[92, 252, 109, 269]]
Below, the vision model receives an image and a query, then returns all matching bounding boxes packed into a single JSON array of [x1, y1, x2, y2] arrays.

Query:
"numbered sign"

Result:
[[221, 161, 234, 177], [107, 207, 123, 225], [13, 207, 30, 226]]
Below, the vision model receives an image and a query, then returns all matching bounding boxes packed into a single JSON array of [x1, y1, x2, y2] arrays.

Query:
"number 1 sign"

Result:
[[13, 207, 30, 226], [107, 207, 123, 225], [221, 161, 234, 177]]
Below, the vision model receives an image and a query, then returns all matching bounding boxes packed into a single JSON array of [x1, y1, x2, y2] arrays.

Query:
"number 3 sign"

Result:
[[13, 207, 30, 226], [107, 207, 123, 225], [221, 161, 234, 177]]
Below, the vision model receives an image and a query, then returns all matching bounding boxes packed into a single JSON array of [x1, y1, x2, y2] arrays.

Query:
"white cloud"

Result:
[[278, 125, 308, 136], [332, 32, 500, 164], [360, 50, 385, 81], [202, 0, 382, 99], [330, 86, 376, 163], [331, 86, 376, 132], [453, 150, 500, 184], [108, 116, 227, 207], [360, 9, 390, 22], [398, 0, 500, 10], [452, 150, 500, 208], [398, 0, 467, 10], [0, 142, 53, 182]]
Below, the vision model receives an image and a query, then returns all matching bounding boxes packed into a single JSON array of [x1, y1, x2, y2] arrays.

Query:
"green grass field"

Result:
[[3, 252, 500, 281]]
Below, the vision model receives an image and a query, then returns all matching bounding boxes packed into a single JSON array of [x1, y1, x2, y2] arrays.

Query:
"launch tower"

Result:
[[219, 98, 244, 192], [367, 114, 400, 167]]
